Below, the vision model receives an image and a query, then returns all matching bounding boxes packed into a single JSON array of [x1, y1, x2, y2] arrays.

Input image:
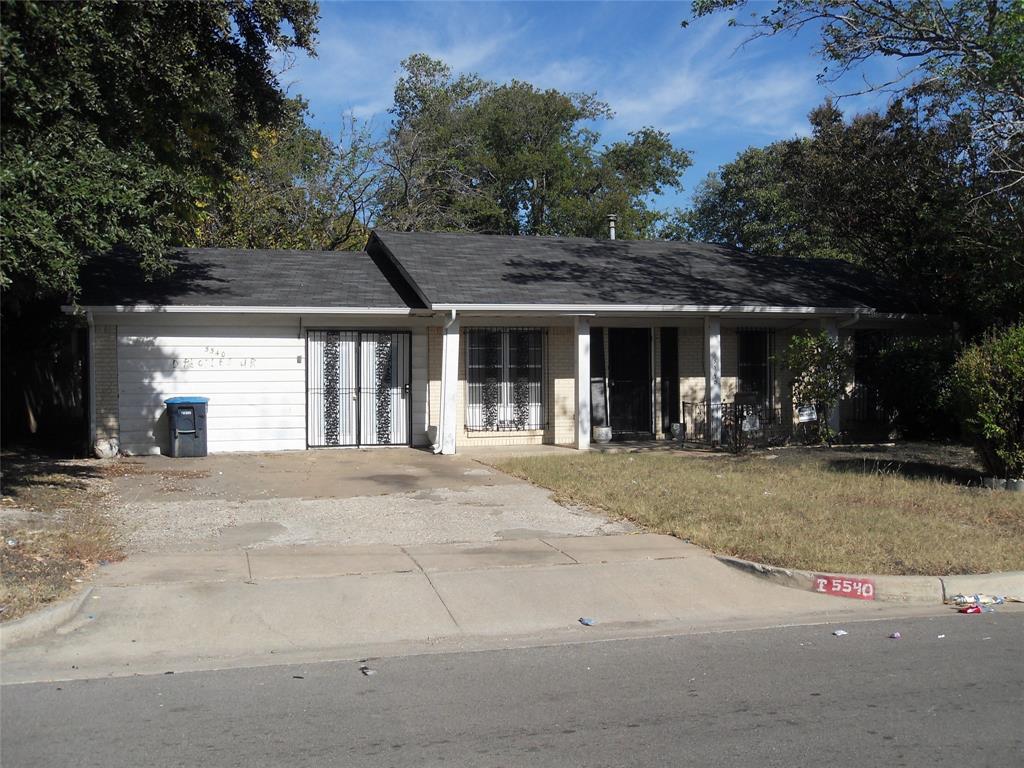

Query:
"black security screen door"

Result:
[[306, 331, 411, 447], [607, 328, 652, 436]]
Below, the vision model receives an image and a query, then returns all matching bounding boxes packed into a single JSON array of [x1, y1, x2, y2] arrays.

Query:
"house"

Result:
[[68, 230, 919, 456]]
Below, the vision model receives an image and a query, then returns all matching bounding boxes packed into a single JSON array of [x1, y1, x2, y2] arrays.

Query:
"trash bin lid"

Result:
[[164, 396, 210, 405]]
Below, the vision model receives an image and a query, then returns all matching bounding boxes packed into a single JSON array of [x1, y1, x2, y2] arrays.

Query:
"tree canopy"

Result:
[[193, 102, 380, 252], [199, 54, 692, 248], [0, 0, 319, 306], [666, 101, 1023, 333], [376, 55, 691, 239], [688, 0, 1024, 190]]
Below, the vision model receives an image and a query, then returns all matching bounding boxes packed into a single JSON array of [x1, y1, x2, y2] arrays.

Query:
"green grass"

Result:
[[492, 450, 1024, 576]]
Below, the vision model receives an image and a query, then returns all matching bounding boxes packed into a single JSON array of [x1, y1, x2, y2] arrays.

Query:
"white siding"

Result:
[[117, 325, 305, 454]]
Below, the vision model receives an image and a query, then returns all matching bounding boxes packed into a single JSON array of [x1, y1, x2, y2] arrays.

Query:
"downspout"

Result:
[[433, 309, 458, 454], [86, 310, 96, 455]]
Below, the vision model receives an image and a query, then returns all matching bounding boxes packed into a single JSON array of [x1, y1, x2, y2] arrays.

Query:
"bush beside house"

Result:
[[949, 324, 1024, 482], [781, 329, 853, 444]]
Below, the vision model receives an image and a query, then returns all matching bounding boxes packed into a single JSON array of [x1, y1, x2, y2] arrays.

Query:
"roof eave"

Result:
[[429, 303, 929, 320], [64, 305, 416, 315]]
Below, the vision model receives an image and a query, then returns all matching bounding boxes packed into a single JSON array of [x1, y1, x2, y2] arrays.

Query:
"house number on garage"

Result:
[[172, 354, 258, 370]]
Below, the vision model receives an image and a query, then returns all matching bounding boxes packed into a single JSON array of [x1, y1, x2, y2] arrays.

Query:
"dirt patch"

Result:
[[1, 451, 124, 622]]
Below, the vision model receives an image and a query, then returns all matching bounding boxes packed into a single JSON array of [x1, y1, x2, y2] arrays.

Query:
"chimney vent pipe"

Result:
[[607, 214, 618, 240]]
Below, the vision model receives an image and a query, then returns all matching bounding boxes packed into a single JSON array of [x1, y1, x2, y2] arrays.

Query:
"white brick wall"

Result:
[[93, 324, 119, 445]]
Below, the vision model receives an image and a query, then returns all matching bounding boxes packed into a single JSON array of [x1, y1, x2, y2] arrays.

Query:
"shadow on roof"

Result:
[[79, 247, 229, 306]]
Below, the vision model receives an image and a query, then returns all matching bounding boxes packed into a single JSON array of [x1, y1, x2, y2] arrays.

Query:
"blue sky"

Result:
[[279, 1, 894, 211]]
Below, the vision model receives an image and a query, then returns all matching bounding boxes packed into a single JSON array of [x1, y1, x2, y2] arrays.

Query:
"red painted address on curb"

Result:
[[814, 575, 876, 600]]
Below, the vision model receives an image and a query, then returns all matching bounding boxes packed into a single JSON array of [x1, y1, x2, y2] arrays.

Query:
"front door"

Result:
[[607, 328, 652, 436], [306, 331, 410, 447]]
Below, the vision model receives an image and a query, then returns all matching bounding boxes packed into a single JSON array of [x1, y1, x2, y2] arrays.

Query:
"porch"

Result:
[[432, 315, 859, 454]]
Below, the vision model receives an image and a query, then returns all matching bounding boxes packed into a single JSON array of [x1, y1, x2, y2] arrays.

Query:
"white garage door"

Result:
[[117, 324, 305, 454]]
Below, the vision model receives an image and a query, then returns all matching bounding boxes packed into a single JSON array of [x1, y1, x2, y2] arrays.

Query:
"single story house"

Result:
[[68, 230, 920, 456]]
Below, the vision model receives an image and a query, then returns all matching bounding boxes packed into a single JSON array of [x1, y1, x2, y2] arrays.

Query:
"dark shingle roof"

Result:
[[79, 247, 425, 309], [370, 231, 903, 311], [79, 234, 907, 313]]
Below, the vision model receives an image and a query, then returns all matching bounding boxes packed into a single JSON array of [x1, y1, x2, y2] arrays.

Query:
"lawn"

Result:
[[0, 452, 124, 622], [492, 444, 1024, 576]]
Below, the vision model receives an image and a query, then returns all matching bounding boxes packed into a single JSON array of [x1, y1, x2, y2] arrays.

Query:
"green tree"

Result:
[[688, 0, 1024, 188], [663, 140, 849, 261], [782, 330, 854, 444], [0, 0, 319, 305], [377, 54, 494, 232], [665, 101, 1023, 332], [193, 103, 382, 251], [377, 55, 691, 238]]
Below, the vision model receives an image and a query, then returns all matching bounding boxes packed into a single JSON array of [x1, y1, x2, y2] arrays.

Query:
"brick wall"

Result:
[[426, 324, 578, 447], [721, 328, 738, 400], [679, 326, 705, 404], [93, 324, 119, 445], [548, 326, 575, 446], [427, 326, 442, 442]]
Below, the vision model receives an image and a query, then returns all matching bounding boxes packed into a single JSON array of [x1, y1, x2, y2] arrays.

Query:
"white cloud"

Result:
[[602, 18, 820, 139], [277, 5, 530, 125]]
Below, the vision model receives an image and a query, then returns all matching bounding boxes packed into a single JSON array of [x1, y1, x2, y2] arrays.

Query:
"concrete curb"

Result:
[[941, 572, 1024, 600], [0, 586, 93, 650], [716, 556, 1024, 604]]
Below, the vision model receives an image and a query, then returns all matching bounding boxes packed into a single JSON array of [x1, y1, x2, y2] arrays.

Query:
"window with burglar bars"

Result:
[[465, 328, 546, 431]]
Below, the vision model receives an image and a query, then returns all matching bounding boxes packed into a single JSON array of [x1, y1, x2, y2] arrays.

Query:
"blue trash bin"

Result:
[[164, 397, 209, 457]]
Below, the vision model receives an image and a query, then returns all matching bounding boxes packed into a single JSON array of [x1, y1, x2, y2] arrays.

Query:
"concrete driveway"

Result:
[[2, 449, 959, 684], [110, 448, 632, 552]]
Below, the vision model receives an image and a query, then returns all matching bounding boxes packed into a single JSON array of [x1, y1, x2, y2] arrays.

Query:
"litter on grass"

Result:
[[832, 629, 848, 637], [579, 617, 596, 627]]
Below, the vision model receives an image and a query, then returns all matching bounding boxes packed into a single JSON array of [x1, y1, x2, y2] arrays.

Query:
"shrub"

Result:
[[949, 324, 1024, 478], [857, 333, 960, 439], [781, 330, 853, 444]]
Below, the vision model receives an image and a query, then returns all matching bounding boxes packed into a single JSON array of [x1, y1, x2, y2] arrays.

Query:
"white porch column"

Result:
[[822, 318, 841, 434], [574, 317, 591, 450], [439, 313, 460, 455], [705, 317, 722, 445]]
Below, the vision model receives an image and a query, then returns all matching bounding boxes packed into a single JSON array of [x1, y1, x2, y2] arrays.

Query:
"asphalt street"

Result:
[[3, 612, 1022, 767]]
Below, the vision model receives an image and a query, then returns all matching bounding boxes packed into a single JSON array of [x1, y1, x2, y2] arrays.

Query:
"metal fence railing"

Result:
[[680, 401, 791, 451]]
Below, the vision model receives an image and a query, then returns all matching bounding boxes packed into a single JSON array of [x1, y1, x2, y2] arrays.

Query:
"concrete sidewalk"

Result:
[[1, 534, 944, 684]]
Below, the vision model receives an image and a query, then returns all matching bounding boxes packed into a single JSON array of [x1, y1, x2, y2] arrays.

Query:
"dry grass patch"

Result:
[[493, 448, 1024, 575], [1, 452, 123, 622]]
